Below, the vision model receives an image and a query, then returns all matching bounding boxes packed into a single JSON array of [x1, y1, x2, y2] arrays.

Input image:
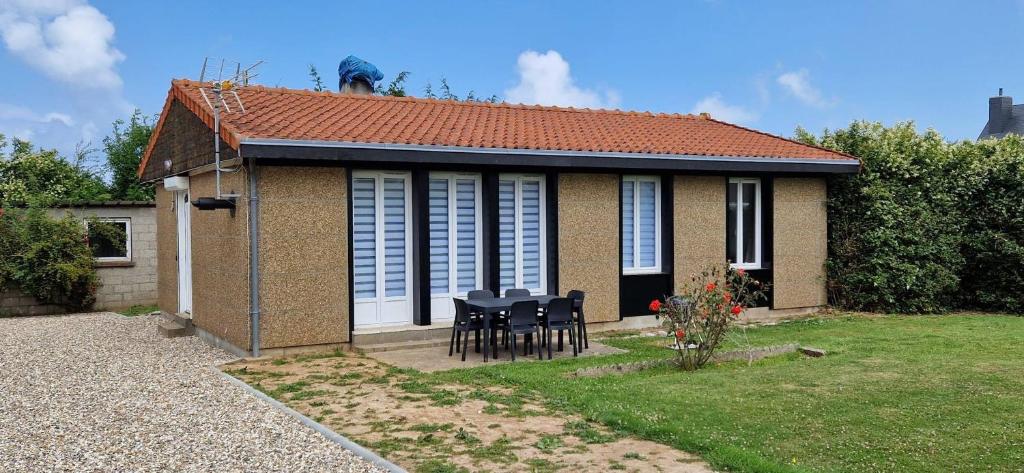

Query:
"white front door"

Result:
[[428, 173, 483, 322], [353, 171, 413, 328], [175, 189, 192, 314]]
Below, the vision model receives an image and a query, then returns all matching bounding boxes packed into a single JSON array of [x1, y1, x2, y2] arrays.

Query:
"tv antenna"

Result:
[[195, 58, 264, 200]]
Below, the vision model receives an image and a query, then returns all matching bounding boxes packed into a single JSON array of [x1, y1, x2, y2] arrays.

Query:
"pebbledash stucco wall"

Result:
[[772, 177, 828, 309], [155, 187, 178, 315], [188, 170, 251, 350], [257, 166, 350, 348], [557, 173, 620, 323], [674, 175, 727, 294]]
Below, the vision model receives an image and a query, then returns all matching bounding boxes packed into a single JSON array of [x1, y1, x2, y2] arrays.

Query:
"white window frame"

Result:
[[352, 171, 414, 304], [499, 173, 547, 295], [429, 172, 483, 298], [728, 177, 762, 270], [622, 175, 662, 274], [86, 217, 132, 263]]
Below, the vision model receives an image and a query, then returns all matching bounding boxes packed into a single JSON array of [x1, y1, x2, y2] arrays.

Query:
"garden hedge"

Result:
[[798, 122, 1024, 314]]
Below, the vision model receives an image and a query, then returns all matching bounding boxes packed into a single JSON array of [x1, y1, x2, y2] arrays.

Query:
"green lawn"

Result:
[[118, 304, 158, 316], [430, 314, 1024, 472]]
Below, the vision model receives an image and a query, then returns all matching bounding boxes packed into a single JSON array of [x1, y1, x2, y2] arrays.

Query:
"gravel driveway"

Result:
[[0, 312, 386, 472]]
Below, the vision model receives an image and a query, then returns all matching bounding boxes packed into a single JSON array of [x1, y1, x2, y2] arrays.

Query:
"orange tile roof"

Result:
[[140, 79, 855, 176]]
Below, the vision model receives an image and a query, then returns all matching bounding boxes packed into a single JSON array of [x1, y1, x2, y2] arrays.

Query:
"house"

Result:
[[979, 88, 1024, 139], [138, 79, 859, 357]]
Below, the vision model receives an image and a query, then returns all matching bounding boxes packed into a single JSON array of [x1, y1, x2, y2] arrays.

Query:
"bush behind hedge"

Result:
[[0, 208, 99, 311], [798, 122, 1024, 314]]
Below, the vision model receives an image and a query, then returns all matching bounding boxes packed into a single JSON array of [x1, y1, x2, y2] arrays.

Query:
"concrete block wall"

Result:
[[0, 288, 64, 316], [46, 205, 159, 311]]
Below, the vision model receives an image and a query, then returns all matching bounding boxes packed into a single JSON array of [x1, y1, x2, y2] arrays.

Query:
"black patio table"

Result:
[[465, 295, 579, 362]]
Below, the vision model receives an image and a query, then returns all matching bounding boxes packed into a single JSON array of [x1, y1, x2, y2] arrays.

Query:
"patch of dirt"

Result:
[[223, 351, 713, 473]]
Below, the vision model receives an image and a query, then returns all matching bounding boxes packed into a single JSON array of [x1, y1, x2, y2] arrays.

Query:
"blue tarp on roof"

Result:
[[337, 55, 383, 87]]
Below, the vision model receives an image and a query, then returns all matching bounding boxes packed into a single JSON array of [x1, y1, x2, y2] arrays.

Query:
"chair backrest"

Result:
[[567, 289, 585, 302], [509, 300, 539, 326], [505, 288, 531, 298], [453, 298, 473, 323], [546, 297, 574, 323], [467, 289, 494, 300]]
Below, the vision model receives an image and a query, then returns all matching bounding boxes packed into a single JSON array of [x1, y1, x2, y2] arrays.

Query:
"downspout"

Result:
[[248, 157, 261, 357]]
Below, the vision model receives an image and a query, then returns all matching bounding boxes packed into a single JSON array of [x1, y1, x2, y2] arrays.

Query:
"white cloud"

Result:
[[690, 93, 759, 124], [0, 0, 125, 90], [0, 102, 73, 126], [0, 102, 77, 151], [505, 50, 618, 109], [776, 69, 833, 108], [0, 1, 130, 160]]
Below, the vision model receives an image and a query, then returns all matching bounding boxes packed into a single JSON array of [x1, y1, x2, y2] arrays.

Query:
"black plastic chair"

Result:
[[543, 297, 577, 359], [507, 300, 542, 361], [469, 289, 512, 352], [504, 288, 531, 298], [468, 289, 494, 300], [505, 288, 540, 345], [567, 290, 588, 350], [463, 290, 493, 352], [449, 298, 484, 361]]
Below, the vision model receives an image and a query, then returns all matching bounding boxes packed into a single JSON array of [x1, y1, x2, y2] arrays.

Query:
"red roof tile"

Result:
[[140, 80, 855, 177]]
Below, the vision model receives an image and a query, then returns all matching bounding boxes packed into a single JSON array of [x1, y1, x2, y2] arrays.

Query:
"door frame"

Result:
[[352, 170, 414, 329], [427, 172, 483, 322], [498, 173, 548, 295], [175, 188, 192, 314]]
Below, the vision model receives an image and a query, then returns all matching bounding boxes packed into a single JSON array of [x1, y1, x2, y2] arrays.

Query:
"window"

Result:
[[88, 218, 131, 262], [727, 178, 761, 269], [622, 176, 661, 274], [498, 174, 546, 294], [352, 172, 411, 301]]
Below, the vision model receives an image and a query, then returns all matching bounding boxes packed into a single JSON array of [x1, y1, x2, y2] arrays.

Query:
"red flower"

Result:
[[736, 268, 746, 276], [723, 292, 732, 304], [675, 329, 685, 340], [649, 299, 662, 313], [730, 305, 743, 315], [705, 283, 716, 292]]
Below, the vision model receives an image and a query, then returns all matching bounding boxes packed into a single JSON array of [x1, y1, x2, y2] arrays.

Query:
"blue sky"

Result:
[[1, 0, 1020, 162]]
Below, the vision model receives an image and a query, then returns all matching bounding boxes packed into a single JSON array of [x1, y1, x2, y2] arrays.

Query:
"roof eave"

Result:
[[239, 138, 861, 174]]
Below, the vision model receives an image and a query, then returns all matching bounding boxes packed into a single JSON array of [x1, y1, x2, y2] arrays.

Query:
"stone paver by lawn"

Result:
[[0, 313, 385, 473]]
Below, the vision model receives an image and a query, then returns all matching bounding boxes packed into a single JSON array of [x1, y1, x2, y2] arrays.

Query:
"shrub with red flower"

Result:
[[649, 264, 768, 371]]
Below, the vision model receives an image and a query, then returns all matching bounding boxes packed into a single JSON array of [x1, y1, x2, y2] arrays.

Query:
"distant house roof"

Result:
[[980, 102, 1024, 139], [139, 79, 859, 178]]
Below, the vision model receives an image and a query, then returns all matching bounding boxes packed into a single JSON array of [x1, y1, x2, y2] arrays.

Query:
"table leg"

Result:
[[577, 307, 587, 351], [483, 310, 491, 362]]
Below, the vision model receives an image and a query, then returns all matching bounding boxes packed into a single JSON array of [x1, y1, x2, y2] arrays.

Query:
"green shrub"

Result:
[[797, 122, 1024, 314], [956, 136, 1024, 313], [798, 122, 964, 312], [0, 208, 99, 311]]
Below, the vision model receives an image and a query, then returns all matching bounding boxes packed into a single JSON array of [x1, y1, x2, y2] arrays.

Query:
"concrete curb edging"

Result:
[[212, 367, 407, 473]]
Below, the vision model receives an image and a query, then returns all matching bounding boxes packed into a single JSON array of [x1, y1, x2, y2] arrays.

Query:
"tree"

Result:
[[102, 110, 154, 201], [376, 71, 410, 97], [308, 64, 326, 92], [423, 77, 499, 103], [0, 135, 110, 207], [312, 64, 499, 102]]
